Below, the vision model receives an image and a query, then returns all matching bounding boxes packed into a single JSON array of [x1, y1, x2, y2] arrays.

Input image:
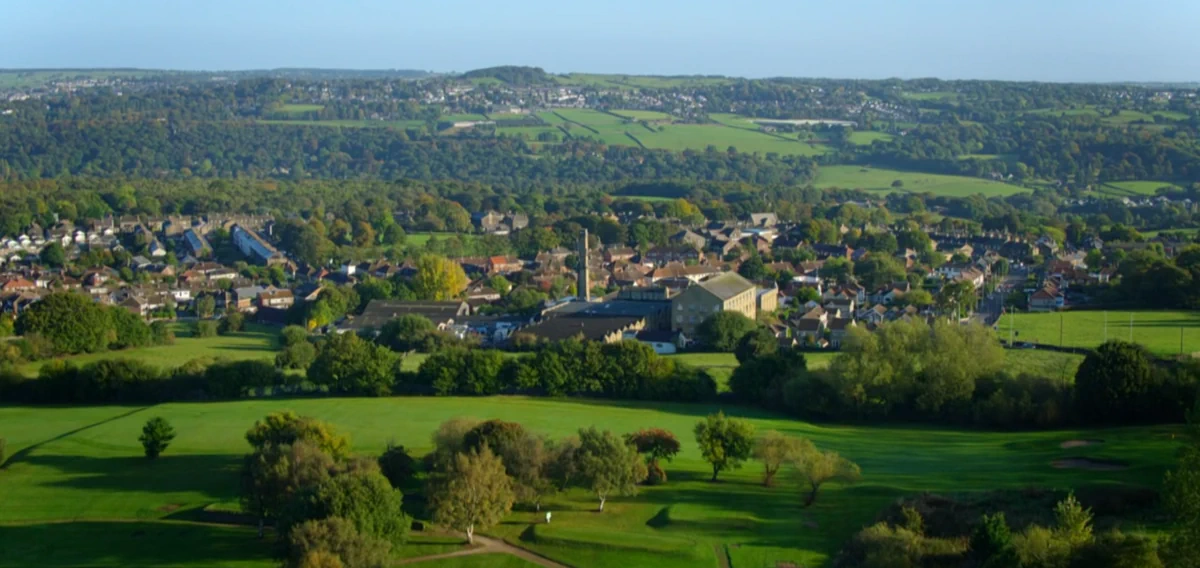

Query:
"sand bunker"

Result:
[[1060, 439, 1104, 449], [1052, 457, 1129, 471]]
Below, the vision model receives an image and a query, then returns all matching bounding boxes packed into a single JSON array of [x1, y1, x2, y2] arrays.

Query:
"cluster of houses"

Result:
[[3, 205, 1194, 355]]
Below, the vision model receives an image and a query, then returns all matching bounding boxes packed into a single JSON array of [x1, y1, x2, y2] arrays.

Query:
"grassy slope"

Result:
[[0, 397, 1176, 567], [18, 324, 281, 377], [815, 165, 1027, 197], [1100, 180, 1183, 196], [997, 310, 1200, 357], [553, 109, 829, 156]]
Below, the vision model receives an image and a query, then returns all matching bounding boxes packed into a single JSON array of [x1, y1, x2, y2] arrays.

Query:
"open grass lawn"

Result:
[[0, 396, 1177, 567], [1143, 227, 1200, 238], [997, 310, 1200, 357], [17, 324, 281, 377], [814, 165, 1027, 197]]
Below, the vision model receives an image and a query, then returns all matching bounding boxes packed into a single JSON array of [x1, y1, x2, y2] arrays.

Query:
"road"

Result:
[[395, 533, 571, 567], [980, 266, 1027, 328]]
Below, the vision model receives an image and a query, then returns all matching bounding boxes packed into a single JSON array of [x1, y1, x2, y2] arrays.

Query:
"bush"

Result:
[[150, 321, 176, 345], [219, 312, 246, 335], [277, 342, 318, 370], [377, 443, 417, 489], [193, 320, 219, 338], [282, 325, 309, 347], [139, 417, 176, 459]]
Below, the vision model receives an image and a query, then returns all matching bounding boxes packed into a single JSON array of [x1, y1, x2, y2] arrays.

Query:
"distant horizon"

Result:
[[4, 0, 1199, 84], [2, 65, 1198, 86]]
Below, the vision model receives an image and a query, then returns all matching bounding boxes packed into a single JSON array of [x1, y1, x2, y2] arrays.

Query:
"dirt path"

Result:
[[396, 533, 570, 568]]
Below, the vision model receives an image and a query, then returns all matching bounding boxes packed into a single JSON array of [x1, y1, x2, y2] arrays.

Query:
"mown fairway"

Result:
[[815, 165, 1027, 197], [17, 324, 281, 377], [997, 310, 1200, 357], [0, 396, 1177, 568]]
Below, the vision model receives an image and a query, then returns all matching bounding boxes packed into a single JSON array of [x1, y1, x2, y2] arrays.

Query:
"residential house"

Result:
[[231, 224, 286, 266]]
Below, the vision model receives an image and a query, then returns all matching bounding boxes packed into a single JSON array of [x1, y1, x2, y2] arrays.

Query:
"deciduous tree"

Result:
[[792, 443, 861, 507], [623, 428, 681, 484], [430, 446, 514, 544], [412, 254, 468, 301], [575, 427, 647, 511], [693, 412, 755, 482], [752, 430, 805, 487]]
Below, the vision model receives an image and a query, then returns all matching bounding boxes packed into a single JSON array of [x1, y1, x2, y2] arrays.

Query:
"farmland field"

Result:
[[609, 109, 673, 121], [549, 109, 830, 156], [276, 103, 324, 114], [257, 118, 428, 129], [847, 131, 894, 145], [814, 165, 1027, 197], [996, 310, 1200, 357], [0, 396, 1177, 568], [1098, 180, 1183, 196], [17, 324, 281, 377], [403, 232, 482, 247]]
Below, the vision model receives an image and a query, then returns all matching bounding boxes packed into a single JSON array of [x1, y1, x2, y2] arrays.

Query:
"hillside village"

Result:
[[1, 199, 1184, 356]]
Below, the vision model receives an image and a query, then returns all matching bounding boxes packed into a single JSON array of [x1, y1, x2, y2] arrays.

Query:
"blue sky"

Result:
[[2, 0, 1197, 82]]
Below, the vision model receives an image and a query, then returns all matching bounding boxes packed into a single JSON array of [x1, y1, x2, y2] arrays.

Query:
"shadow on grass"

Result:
[[1, 405, 150, 470], [21, 454, 241, 499], [0, 520, 272, 568]]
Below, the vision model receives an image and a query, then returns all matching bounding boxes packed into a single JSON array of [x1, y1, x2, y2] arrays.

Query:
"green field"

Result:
[[1098, 180, 1183, 196], [17, 324, 281, 377], [901, 91, 958, 101], [609, 109, 674, 121], [551, 109, 830, 156], [276, 103, 324, 114], [847, 131, 894, 146], [997, 310, 1200, 357], [257, 118, 428, 129], [0, 396, 1178, 568], [440, 113, 489, 122], [404, 232, 481, 247], [814, 165, 1027, 197]]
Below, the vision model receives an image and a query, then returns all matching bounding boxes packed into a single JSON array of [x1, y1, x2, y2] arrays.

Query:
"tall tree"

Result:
[[575, 427, 648, 511], [693, 412, 756, 482], [1074, 340, 1155, 424], [245, 411, 350, 460], [412, 254, 469, 301], [430, 446, 514, 544]]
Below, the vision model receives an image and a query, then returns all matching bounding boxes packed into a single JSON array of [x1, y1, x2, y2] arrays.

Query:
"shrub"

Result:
[[219, 311, 246, 334], [150, 321, 176, 345], [193, 320, 219, 338], [139, 417, 176, 459], [282, 325, 309, 347], [377, 443, 418, 489]]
